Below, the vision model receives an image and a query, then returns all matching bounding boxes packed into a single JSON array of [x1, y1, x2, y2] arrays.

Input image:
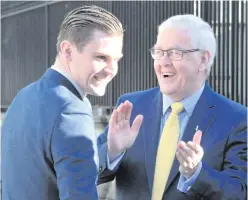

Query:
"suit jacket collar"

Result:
[[42, 68, 83, 101], [143, 82, 216, 195]]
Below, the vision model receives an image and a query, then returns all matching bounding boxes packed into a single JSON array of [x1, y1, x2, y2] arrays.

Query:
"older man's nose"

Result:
[[159, 53, 172, 67], [164, 53, 173, 65]]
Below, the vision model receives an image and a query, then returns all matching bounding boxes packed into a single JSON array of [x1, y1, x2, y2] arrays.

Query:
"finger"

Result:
[[122, 101, 131, 121], [121, 101, 129, 120], [186, 141, 196, 151], [187, 141, 202, 154], [176, 151, 188, 168], [109, 109, 117, 132], [124, 101, 133, 120], [178, 141, 192, 157], [178, 148, 190, 166], [181, 143, 195, 158], [176, 152, 186, 165], [121, 103, 128, 121], [116, 103, 124, 123], [185, 142, 200, 166], [193, 130, 202, 145], [178, 148, 194, 168], [176, 152, 183, 166], [178, 141, 187, 149], [131, 115, 144, 133]]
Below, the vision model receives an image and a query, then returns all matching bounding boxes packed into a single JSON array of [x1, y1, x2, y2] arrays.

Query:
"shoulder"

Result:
[[213, 92, 247, 117], [19, 77, 92, 118]]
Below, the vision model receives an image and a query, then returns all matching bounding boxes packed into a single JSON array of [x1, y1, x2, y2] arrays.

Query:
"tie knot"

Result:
[[171, 102, 184, 114]]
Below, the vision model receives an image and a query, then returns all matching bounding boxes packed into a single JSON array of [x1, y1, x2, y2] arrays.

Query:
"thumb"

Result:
[[193, 130, 202, 145]]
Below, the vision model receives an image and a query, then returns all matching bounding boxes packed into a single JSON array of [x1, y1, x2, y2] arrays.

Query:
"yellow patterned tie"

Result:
[[152, 102, 184, 200]]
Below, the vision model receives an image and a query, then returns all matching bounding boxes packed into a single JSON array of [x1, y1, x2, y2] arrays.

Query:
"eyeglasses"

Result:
[[149, 48, 202, 61]]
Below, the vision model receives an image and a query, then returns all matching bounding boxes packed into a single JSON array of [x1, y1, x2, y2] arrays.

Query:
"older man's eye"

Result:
[[167, 50, 174, 56], [154, 50, 163, 56], [167, 50, 180, 56]]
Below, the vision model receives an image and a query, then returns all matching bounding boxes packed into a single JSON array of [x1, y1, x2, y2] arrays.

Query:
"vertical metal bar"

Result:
[[237, 0, 241, 103], [213, 1, 219, 94], [222, 1, 227, 97], [228, 0, 231, 99], [232, 1, 238, 102], [198, 0, 201, 17], [182, 0, 186, 15], [218, 1, 222, 95], [239, 0, 243, 105], [218, 1, 222, 96], [231, 0, 235, 101], [194, 0, 197, 16], [45, 4, 49, 68], [211, 1, 215, 90], [244, 1, 248, 107], [208, 1, 213, 86]]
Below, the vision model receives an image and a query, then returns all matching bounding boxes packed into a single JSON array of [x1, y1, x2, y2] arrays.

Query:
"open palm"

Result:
[[108, 100, 143, 160]]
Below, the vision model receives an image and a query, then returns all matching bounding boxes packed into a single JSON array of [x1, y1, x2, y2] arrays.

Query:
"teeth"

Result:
[[162, 72, 175, 78], [162, 72, 175, 76]]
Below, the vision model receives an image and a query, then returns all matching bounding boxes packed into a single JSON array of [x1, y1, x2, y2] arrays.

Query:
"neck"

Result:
[[53, 55, 88, 99], [53, 55, 69, 74]]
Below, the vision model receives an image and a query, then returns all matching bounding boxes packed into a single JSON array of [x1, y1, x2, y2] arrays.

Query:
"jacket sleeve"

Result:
[[187, 118, 247, 200], [51, 103, 98, 200]]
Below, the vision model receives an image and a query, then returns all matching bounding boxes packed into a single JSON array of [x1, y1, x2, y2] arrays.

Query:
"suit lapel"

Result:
[[143, 89, 162, 195], [164, 83, 216, 192]]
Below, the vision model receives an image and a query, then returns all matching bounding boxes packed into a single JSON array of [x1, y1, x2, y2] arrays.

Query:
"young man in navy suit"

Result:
[[2, 5, 125, 200], [98, 14, 247, 200]]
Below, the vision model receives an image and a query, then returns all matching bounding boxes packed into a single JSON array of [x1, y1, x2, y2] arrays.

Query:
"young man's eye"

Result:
[[96, 56, 107, 62]]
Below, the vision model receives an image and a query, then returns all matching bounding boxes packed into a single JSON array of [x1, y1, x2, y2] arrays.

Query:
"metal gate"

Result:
[[1, 1, 247, 109]]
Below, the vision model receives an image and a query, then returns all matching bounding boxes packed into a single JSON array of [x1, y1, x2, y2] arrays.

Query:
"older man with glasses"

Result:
[[97, 14, 247, 200]]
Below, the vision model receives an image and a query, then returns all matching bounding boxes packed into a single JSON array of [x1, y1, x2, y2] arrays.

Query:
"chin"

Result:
[[95, 91, 105, 96], [160, 87, 176, 95], [89, 86, 106, 97]]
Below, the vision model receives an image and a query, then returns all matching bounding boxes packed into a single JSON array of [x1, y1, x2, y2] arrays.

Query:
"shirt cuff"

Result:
[[107, 152, 125, 170], [177, 161, 202, 193]]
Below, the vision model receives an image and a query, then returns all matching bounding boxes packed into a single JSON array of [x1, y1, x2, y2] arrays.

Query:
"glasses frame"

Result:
[[149, 48, 202, 61]]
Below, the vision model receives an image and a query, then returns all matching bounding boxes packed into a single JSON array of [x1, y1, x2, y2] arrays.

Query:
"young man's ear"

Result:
[[60, 41, 72, 61], [65, 48, 72, 60]]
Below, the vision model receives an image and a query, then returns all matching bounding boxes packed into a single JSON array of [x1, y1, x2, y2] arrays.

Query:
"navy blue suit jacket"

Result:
[[98, 83, 247, 200], [2, 69, 99, 200]]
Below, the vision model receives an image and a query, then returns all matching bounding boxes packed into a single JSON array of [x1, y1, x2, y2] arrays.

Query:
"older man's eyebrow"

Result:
[[152, 44, 185, 50]]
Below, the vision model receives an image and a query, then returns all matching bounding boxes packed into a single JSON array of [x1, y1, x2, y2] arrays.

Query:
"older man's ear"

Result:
[[199, 51, 210, 72]]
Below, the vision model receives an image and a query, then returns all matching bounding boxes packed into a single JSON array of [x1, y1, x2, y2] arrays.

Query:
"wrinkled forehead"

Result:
[[155, 28, 197, 49]]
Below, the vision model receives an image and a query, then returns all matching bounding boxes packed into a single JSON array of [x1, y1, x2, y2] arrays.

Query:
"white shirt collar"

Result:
[[162, 83, 205, 116]]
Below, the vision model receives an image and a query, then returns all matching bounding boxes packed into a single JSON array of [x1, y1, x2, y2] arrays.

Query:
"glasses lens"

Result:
[[168, 49, 183, 61], [151, 49, 163, 59]]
